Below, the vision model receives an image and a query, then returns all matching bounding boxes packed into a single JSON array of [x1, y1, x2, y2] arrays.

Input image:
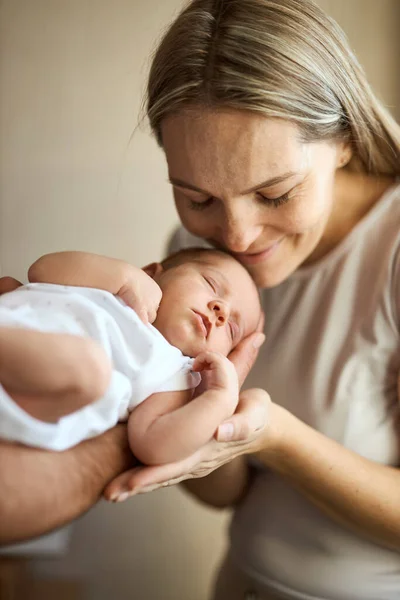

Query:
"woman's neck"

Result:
[[306, 170, 395, 265]]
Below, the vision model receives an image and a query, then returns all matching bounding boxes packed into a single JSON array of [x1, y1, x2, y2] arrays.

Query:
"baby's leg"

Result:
[[0, 328, 112, 422]]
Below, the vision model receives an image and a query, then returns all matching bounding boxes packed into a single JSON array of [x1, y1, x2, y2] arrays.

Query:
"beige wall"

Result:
[[0, 1, 398, 599]]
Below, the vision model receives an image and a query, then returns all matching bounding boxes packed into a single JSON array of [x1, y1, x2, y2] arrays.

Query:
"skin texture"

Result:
[[162, 110, 374, 288], [152, 252, 261, 357]]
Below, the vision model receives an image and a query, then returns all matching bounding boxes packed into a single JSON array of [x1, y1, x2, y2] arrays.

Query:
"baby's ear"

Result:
[[142, 262, 164, 280]]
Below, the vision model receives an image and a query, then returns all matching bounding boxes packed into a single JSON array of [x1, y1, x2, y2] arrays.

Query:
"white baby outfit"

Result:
[[0, 283, 200, 451]]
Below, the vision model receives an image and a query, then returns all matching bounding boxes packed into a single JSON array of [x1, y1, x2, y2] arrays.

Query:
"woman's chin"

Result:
[[249, 266, 294, 289]]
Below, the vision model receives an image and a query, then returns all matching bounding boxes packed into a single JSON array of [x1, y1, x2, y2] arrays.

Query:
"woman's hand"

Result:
[[104, 387, 270, 501], [104, 324, 270, 502]]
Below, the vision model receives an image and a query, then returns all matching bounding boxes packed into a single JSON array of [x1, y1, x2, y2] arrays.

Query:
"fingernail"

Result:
[[252, 333, 265, 349], [217, 422, 234, 441], [137, 486, 153, 494], [116, 492, 129, 503]]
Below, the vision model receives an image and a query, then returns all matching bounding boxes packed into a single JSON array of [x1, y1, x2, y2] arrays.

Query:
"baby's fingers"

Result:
[[193, 351, 224, 372]]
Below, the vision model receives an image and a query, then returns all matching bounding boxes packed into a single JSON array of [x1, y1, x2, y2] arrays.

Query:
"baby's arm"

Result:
[[28, 251, 162, 323], [128, 352, 239, 465], [29, 251, 136, 295]]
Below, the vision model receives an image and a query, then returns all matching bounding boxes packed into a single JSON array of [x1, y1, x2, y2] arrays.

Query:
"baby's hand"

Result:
[[192, 351, 239, 403], [118, 268, 162, 324]]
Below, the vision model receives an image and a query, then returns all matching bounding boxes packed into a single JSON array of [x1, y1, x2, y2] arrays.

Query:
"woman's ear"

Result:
[[142, 262, 164, 280], [336, 142, 353, 169]]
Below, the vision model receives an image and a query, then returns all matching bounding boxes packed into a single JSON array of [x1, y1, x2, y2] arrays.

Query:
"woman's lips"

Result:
[[233, 238, 284, 265]]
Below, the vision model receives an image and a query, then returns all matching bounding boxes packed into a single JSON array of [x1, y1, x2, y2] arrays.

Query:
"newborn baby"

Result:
[[0, 249, 261, 464]]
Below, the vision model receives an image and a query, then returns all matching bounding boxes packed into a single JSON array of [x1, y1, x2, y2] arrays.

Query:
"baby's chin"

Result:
[[167, 336, 229, 358], [155, 322, 231, 357], [158, 329, 206, 358]]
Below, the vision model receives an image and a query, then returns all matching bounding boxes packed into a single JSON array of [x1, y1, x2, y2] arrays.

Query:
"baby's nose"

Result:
[[209, 299, 229, 324]]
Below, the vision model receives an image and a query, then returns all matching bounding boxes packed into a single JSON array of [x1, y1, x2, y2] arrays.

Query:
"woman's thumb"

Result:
[[230, 333, 265, 386]]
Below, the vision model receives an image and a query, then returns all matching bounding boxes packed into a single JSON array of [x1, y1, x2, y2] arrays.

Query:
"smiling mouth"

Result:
[[232, 238, 284, 265], [192, 311, 212, 338]]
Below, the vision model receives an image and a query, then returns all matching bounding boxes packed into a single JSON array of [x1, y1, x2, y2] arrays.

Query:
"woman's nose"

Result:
[[208, 299, 229, 325], [220, 208, 263, 253]]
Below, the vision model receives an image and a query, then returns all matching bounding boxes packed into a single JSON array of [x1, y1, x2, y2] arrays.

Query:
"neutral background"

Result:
[[0, 1, 399, 599]]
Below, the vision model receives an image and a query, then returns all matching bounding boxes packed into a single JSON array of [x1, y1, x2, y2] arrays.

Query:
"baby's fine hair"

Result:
[[161, 247, 235, 270], [161, 247, 261, 302]]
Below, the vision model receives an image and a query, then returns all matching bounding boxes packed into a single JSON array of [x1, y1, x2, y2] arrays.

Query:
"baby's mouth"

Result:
[[192, 310, 212, 339]]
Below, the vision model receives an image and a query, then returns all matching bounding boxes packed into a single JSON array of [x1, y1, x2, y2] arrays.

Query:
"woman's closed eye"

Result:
[[189, 197, 214, 211], [257, 191, 291, 208], [188, 191, 292, 211]]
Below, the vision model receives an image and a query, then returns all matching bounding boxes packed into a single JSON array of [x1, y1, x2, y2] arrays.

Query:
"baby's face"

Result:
[[152, 253, 261, 357]]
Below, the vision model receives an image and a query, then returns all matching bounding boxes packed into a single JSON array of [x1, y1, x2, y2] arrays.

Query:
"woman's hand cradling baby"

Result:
[[103, 316, 272, 502]]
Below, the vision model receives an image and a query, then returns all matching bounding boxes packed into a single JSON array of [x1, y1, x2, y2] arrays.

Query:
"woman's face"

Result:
[[161, 109, 344, 288]]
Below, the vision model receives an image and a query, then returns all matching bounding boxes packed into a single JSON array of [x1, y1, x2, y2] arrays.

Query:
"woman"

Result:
[[107, 0, 400, 599]]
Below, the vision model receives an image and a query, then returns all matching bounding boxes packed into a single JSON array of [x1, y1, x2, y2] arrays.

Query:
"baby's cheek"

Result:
[[207, 337, 231, 357]]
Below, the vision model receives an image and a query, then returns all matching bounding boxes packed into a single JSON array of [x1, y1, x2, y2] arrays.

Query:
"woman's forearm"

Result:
[[182, 455, 250, 509], [0, 425, 134, 545], [260, 405, 400, 551]]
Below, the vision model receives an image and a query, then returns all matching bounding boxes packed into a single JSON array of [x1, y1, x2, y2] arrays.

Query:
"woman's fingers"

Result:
[[0, 277, 22, 295], [228, 332, 265, 387], [105, 388, 271, 502], [104, 467, 143, 501], [216, 388, 270, 442], [256, 310, 265, 333], [104, 457, 195, 501]]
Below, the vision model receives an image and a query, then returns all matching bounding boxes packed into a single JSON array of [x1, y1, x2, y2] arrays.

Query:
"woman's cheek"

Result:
[[175, 200, 213, 237], [283, 188, 333, 235]]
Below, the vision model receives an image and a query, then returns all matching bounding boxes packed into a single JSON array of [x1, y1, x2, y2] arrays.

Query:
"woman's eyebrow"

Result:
[[169, 171, 297, 197]]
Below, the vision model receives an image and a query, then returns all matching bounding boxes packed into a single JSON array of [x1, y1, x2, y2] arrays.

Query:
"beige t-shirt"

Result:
[[171, 183, 400, 600]]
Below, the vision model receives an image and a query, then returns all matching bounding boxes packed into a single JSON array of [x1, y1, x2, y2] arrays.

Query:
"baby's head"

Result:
[[145, 248, 262, 357]]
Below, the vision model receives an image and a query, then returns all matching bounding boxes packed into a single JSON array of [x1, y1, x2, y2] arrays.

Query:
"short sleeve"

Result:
[[155, 358, 201, 394]]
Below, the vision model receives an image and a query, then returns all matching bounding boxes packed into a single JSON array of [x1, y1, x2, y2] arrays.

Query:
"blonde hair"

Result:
[[146, 0, 400, 176]]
